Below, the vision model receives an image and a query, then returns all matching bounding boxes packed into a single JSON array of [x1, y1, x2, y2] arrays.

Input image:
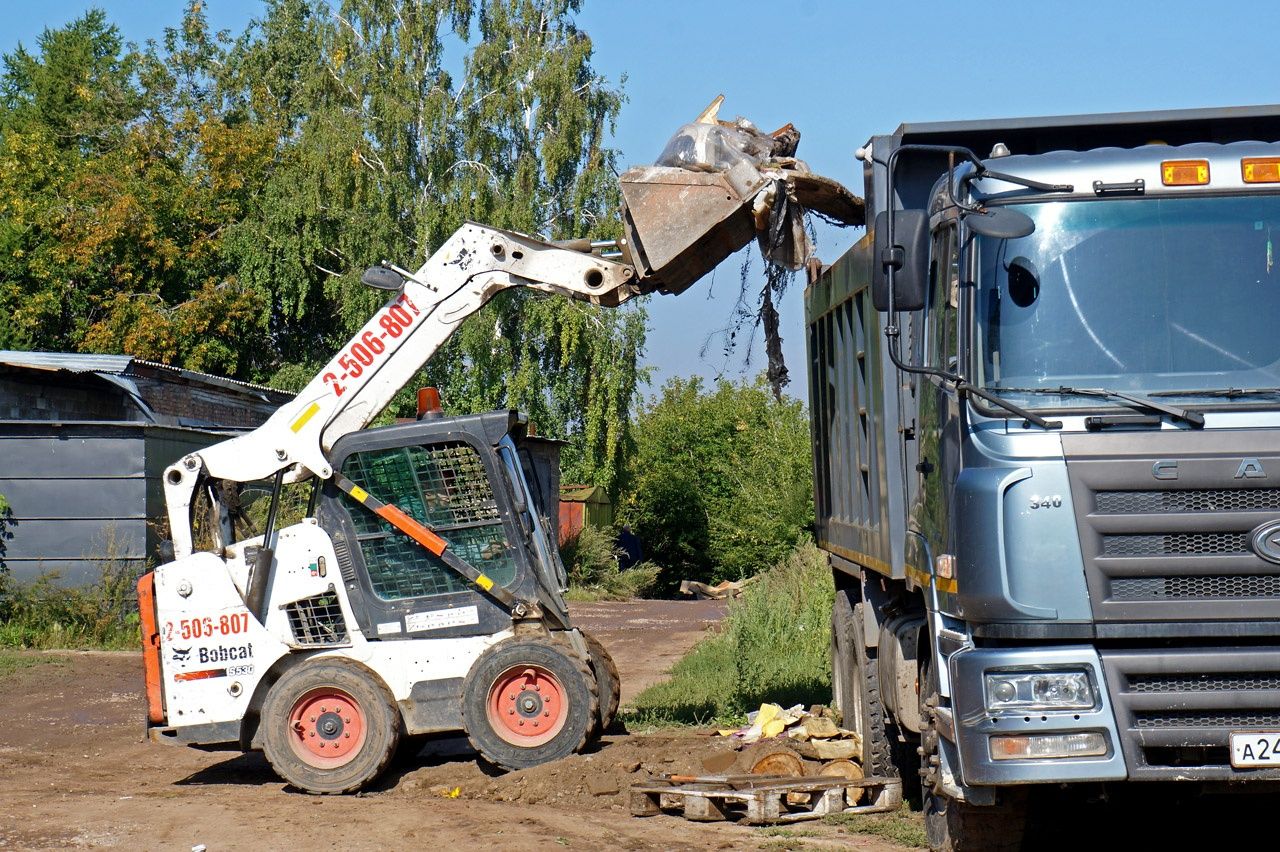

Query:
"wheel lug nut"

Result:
[[518, 720, 524, 726], [509, 709, 515, 715], [543, 711, 549, 717], [310, 716, 316, 722], [309, 732, 315, 737], [344, 733, 350, 738]]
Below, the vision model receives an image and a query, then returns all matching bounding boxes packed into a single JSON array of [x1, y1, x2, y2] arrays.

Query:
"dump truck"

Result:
[[138, 108, 862, 794], [809, 104, 1280, 849]]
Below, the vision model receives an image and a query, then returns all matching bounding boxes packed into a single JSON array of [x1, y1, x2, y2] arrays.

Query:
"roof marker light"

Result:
[[1242, 158, 1280, 184], [1161, 160, 1210, 186]]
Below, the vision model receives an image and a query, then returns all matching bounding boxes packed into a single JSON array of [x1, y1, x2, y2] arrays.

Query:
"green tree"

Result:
[[621, 376, 814, 588], [0, 2, 643, 492], [0, 6, 272, 375], [0, 492, 12, 572], [220, 0, 643, 490]]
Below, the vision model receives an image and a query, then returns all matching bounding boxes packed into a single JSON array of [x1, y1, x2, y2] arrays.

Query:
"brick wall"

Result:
[[0, 371, 137, 422]]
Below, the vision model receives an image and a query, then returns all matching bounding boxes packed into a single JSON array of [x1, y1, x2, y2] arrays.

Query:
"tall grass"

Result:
[[563, 524, 659, 601], [0, 529, 142, 650], [630, 541, 833, 726]]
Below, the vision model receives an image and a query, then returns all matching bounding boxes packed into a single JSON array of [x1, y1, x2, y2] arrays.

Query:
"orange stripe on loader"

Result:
[[136, 572, 165, 724], [377, 504, 448, 555]]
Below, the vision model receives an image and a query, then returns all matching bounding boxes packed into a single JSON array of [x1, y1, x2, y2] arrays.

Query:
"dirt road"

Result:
[[0, 600, 911, 851]]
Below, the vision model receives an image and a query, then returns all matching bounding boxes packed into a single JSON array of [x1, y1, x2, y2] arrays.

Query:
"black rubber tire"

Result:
[[260, 658, 401, 794], [919, 642, 1029, 852], [832, 589, 897, 778], [581, 630, 621, 734], [462, 636, 598, 771]]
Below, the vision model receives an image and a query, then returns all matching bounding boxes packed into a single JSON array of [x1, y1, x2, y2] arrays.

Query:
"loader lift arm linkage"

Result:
[[162, 223, 642, 561]]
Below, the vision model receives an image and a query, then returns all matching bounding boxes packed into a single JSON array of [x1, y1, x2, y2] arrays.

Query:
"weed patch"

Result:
[[628, 541, 832, 726], [823, 809, 928, 848], [0, 530, 142, 650]]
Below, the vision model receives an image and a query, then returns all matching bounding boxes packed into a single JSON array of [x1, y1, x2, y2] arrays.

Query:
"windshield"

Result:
[[975, 195, 1280, 408]]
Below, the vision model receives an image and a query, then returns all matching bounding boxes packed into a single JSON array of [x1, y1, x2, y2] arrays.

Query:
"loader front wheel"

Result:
[[463, 637, 597, 770], [582, 630, 621, 733], [261, 659, 400, 794]]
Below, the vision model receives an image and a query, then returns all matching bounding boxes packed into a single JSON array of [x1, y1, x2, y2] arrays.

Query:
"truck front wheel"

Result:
[[918, 647, 1028, 851], [261, 658, 401, 794]]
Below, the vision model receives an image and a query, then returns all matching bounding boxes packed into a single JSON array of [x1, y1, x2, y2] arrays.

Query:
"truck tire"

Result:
[[462, 636, 598, 770], [581, 630, 621, 734], [260, 658, 401, 794], [918, 646, 1028, 851], [832, 589, 896, 778]]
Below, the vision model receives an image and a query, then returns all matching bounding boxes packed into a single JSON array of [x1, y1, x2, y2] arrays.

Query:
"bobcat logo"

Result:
[[171, 647, 191, 663]]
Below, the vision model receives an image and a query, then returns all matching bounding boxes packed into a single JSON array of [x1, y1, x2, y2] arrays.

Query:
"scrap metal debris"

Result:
[[619, 95, 864, 398]]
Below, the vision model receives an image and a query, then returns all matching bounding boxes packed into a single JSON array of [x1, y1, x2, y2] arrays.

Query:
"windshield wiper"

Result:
[[959, 382, 1063, 430], [993, 386, 1205, 428], [1148, 387, 1280, 399]]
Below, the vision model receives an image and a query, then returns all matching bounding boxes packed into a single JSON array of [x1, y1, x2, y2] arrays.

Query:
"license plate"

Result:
[[1230, 731, 1280, 767]]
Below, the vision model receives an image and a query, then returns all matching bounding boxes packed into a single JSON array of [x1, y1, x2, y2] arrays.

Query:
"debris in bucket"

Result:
[[619, 95, 864, 398]]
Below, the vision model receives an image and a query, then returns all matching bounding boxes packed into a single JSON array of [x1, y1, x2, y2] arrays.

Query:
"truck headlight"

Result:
[[984, 671, 1095, 711]]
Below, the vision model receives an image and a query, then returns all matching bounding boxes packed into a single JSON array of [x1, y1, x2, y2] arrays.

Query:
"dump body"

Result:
[[808, 105, 1280, 810]]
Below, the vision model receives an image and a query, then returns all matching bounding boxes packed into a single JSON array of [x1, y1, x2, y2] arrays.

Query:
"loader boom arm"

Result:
[[164, 223, 639, 559]]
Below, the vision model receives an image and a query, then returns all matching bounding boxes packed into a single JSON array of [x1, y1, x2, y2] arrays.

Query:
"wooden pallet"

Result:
[[629, 773, 902, 825]]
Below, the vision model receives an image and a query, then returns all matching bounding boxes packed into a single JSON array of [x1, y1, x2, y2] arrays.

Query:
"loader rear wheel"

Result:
[[463, 637, 597, 770], [582, 630, 620, 733], [261, 659, 400, 794]]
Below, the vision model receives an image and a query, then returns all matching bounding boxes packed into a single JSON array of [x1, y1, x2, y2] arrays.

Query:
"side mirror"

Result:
[[872, 209, 928, 312], [361, 265, 405, 291], [965, 206, 1035, 239]]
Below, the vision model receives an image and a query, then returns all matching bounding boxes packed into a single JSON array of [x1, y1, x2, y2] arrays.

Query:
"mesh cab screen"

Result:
[[341, 442, 516, 601]]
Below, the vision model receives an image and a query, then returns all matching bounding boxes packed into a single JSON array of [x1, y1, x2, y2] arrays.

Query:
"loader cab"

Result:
[[315, 409, 568, 642]]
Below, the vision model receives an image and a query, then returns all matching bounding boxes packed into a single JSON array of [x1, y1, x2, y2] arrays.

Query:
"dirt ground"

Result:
[[0, 600, 912, 852]]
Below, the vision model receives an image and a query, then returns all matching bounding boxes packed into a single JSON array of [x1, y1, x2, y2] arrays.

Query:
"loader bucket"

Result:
[[619, 164, 864, 296], [619, 164, 764, 296]]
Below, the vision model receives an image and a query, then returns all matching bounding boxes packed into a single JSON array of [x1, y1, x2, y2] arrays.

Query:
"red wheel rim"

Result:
[[286, 687, 367, 768], [486, 665, 568, 747]]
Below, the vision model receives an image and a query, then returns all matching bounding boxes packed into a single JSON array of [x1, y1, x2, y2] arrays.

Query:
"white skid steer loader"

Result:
[[137, 108, 862, 794]]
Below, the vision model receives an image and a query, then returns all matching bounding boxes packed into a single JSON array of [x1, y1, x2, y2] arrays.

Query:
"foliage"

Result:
[[562, 523, 658, 601], [0, 492, 12, 571], [822, 810, 928, 849], [629, 541, 832, 726], [0, 529, 141, 650], [0, 1, 644, 492], [621, 375, 814, 590]]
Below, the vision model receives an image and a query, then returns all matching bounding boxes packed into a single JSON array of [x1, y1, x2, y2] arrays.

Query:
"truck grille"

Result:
[[1062, 435, 1280, 622], [1111, 574, 1280, 599], [1102, 533, 1247, 556], [1102, 648, 1280, 780], [1096, 488, 1280, 514]]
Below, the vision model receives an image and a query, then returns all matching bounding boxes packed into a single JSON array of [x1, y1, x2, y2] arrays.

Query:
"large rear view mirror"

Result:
[[965, 206, 1035, 239], [872, 209, 928, 312]]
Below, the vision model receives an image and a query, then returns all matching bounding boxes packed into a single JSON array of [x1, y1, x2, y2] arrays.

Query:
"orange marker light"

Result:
[[1161, 160, 1210, 186], [1242, 158, 1280, 183]]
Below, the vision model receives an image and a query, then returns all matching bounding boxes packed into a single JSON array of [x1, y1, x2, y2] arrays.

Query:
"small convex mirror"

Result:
[[965, 207, 1035, 239], [361, 265, 405, 291]]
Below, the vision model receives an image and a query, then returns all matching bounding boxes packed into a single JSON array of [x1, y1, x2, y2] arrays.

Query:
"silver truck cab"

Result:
[[808, 106, 1280, 849]]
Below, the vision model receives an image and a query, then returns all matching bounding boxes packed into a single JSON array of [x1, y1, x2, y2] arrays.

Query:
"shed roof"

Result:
[[0, 350, 291, 401]]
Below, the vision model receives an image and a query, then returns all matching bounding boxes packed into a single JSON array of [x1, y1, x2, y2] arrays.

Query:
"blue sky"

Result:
[[5, 0, 1280, 400]]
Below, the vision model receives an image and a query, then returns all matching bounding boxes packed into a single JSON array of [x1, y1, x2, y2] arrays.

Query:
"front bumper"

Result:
[[949, 646, 1127, 785]]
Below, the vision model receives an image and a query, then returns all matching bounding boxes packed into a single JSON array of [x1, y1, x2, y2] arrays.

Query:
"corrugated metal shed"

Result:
[[0, 352, 293, 585]]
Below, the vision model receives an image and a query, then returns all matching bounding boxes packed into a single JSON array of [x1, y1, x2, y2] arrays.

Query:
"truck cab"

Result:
[[808, 105, 1280, 849]]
